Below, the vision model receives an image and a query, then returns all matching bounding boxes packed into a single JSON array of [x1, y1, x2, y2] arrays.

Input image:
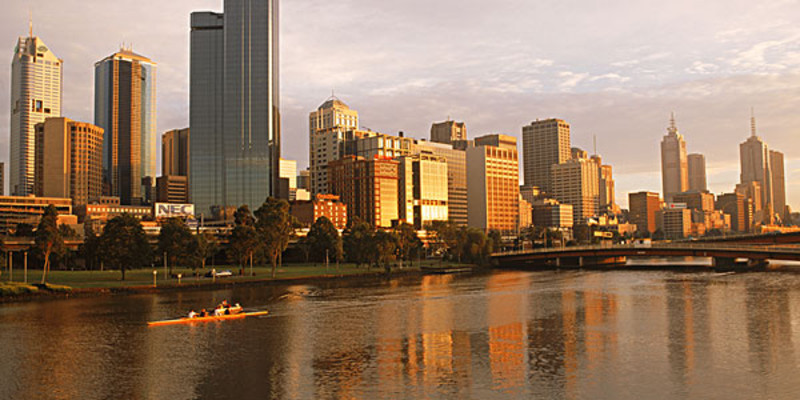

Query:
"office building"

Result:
[[297, 169, 311, 191], [0, 196, 73, 235], [279, 158, 297, 190], [189, 0, 281, 218], [309, 97, 359, 195], [672, 191, 715, 212], [532, 199, 574, 229], [431, 119, 466, 145], [156, 175, 189, 204], [347, 131, 415, 159], [571, 147, 588, 160], [413, 140, 468, 226], [660, 115, 688, 202], [162, 128, 189, 177], [551, 158, 600, 223], [687, 153, 707, 192], [34, 117, 104, 207], [290, 194, 348, 230], [329, 156, 399, 228], [0, 162, 4, 195], [475, 134, 517, 151], [656, 206, 692, 239], [10, 30, 62, 196], [740, 115, 773, 224], [518, 195, 532, 230], [770, 150, 787, 221], [591, 155, 617, 215], [717, 192, 748, 232], [629, 191, 661, 234], [519, 185, 540, 205], [398, 153, 449, 229], [94, 48, 157, 205], [467, 135, 519, 233], [522, 119, 570, 194]]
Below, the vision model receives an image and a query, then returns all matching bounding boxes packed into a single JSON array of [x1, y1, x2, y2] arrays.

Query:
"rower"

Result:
[[188, 310, 197, 319]]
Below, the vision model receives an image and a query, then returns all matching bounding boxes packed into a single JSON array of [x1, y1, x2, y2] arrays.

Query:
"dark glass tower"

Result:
[[190, 0, 280, 218]]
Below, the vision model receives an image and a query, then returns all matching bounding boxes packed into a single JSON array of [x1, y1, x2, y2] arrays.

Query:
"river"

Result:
[[2, 268, 800, 399]]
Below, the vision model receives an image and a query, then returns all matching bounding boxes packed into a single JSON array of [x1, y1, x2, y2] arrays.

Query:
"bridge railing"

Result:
[[492, 242, 800, 257]]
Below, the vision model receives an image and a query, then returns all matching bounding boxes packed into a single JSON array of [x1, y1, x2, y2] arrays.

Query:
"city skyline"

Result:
[[1, 1, 799, 209]]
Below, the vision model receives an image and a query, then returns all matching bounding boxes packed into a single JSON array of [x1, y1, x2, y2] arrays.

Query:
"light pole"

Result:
[[23, 251, 27, 284], [152, 270, 158, 288]]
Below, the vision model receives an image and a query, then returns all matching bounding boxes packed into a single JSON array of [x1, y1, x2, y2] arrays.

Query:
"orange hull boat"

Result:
[[147, 310, 269, 327]]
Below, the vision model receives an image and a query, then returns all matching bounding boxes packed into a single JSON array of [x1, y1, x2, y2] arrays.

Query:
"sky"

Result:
[[1, 0, 799, 209]]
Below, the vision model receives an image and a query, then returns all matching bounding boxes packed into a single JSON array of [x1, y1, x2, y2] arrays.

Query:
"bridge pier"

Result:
[[555, 256, 627, 269], [713, 257, 769, 272]]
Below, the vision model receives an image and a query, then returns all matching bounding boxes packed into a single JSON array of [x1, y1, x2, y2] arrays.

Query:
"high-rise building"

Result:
[[571, 147, 588, 160], [297, 169, 311, 191], [279, 158, 297, 190], [656, 207, 692, 239], [518, 195, 532, 230], [660, 115, 688, 202], [716, 192, 748, 233], [398, 153, 448, 229], [739, 114, 773, 224], [629, 191, 661, 234], [10, 31, 62, 196], [162, 128, 189, 177], [673, 191, 715, 212], [591, 155, 617, 215], [522, 119, 570, 194], [34, 117, 103, 207], [687, 153, 707, 192], [551, 158, 600, 223], [309, 97, 359, 195], [0, 162, 4, 196], [770, 150, 787, 221], [328, 156, 398, 228], [189, 0, 281, 217], [347, 131, 415, 160], [156, 175, 189, 204], [532, 199, 574, 229], [290, 194, 348, 230], [467, 135, 519, 233], [412, 141, 468, 226], [430, 120, 466, 144], [94, 48, 157, 205]]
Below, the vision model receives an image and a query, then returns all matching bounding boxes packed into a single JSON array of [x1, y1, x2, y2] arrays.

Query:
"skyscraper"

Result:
[[550, 158, 600, 223], [329, 156, 398, 228], [190, 0, 280, 217], [162, 128, 190, 177], [467, 135, 519, 233], [629, 191, 661, 234], [430, 119, 466, 144], [739, 114, 773, 224], [769, 150, 787, 221], [522, 119, 570, 194], [10, 29, 62, 196], [308, 97, 359, 195], [94, 48, 157, 205], [687, 153, 707, 192], [412, 140, 468, 226], [660, 114, 688, 202]]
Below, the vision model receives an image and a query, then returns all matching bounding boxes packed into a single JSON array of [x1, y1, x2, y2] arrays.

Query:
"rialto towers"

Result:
[[190, 0, 281, 217], [9, 26, 62, 196]]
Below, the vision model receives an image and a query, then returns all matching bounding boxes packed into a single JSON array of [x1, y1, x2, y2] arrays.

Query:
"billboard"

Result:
[[155, 203, 196, 219]]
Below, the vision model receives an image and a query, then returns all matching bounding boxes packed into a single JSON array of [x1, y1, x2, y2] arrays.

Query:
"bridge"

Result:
[[492, 243, 800, 270]]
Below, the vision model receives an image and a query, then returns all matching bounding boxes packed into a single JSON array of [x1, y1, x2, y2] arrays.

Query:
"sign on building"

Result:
[[155, 203, 196, 219]]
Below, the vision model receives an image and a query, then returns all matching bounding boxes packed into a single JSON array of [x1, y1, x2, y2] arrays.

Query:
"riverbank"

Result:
[[0, 261, 483, 303]]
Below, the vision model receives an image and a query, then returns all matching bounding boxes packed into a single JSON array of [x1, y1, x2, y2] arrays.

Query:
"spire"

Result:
[[28, 11, 33, 37], [668, 112, 678, 134], [750, 107, 757, 138], [593, 134, 597, 156]]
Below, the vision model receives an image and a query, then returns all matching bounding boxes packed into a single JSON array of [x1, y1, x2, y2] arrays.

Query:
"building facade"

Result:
[[687, 153, 707, 192], [550, 158, 600, 223], [189, 0, 281, 218], [34, 117, 103, 207], [412, 140, 468, 226], [660, 115, 688, 202], [430, 119, 466, 144], [716, 192, 748, 233], [770, 150, 787, 221], [10, 33, 62, 196], [532, 199, 574, 229], [94, 49, 157, 205], [309, 98, 359, 195], [739, 116, 773, 224], [656, 207, 692, 239], [156, 175, 189, 204], [0, 196, 73, 235], [291, 194, 348, 230], [162, 128, 189, 177], [398, 153, 449, 229], [522, 119, 571, 194], [466, 136, 520, 233], [328, 156, 399, 228], [629, 191, 661, 234]]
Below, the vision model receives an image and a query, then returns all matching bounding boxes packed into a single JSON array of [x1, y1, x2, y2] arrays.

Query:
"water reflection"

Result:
[[2, 270, 800, 399]]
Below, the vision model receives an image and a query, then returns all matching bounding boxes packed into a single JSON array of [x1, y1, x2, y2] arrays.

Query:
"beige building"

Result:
[[770, 150, 787, 221], [162, 128, 189, 177], [34, 117, 103, 207], [687, 153, 707, 192], [739, 115, 774, 224], [309, 97, 359, 195], [518, 195, 532, 230], [532, 199, 573, 229], [398, 153, 449, 229], [328, 155, 399, 228], [348, 131, 415, 159], [413, 140, 468, 226], [661, 115, 689, 202], [467, 136, 519, 233], [656, 206, 692, 239], [591, 155, 617, 214], [522, 119, 571, 194], [431, 119, 466, 144], [10, 33, 63, 196], [550, 158, 599, 223]]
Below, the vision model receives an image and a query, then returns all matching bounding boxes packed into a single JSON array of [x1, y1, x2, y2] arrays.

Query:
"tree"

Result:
[[652, 229, 666, 241], [56, 224, 78, 270], [34, 205, 64, 284], [427, 221, 463, 262], [343, 218, 373, 267], [393, 223, 422, 267], [460, 228, 492, 265], [255, 198, 295, 278], [81, 223, 101, 270], [229, 206, 260, 272], [15, 223, 34, 238], [158, 218, 195, 275], [488, 230, 503, 253], [194, 231, 219, 273], [99, 214, 152, 281], [305, 216, 342, 264], [370, 230, 398, 272]]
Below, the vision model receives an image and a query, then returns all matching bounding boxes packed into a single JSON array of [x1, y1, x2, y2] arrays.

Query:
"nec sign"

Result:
[[155, 203, 196, 218]]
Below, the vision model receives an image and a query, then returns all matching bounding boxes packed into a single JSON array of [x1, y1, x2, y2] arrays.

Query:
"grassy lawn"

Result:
[[0, 260, 468, 290]]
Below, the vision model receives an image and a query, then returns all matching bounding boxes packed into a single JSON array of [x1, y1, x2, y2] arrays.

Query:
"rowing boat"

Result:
[[147, 310, 269, 327]]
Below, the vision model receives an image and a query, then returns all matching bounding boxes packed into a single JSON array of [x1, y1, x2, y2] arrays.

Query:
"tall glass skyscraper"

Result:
[[10, 31, 62, 196], [94, 49, 157, 205], [190, 0, 281, 218]]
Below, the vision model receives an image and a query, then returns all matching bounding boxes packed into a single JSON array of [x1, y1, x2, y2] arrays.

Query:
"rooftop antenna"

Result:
[[751, 107, 757, 137], [593, 134, 597, 156], [28, 11, 33, 37], [669, 112, 677, 133]]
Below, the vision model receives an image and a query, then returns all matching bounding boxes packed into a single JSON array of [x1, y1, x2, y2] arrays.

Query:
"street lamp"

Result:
[[152, 270, 158, 288]]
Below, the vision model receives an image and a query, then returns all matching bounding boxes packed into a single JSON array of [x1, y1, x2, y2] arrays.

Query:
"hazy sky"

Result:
[[1, 0, 799, 208]]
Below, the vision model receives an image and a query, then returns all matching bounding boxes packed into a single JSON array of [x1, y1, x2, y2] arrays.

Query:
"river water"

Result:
[[2, 268, 800, 399]]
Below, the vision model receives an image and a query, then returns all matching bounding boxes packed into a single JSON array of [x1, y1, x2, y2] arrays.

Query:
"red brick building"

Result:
[[291, 194, 348, 230]]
